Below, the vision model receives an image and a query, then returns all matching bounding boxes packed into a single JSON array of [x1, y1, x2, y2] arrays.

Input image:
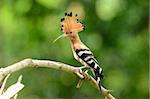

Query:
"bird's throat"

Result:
[[70, 34, 82, 45]]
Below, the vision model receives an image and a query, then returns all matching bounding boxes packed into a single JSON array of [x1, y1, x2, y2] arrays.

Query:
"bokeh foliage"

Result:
[[0, 0, 148, 99]]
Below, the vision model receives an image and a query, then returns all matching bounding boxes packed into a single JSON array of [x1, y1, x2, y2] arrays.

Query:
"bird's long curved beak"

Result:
[[52, 33, 66, 44]]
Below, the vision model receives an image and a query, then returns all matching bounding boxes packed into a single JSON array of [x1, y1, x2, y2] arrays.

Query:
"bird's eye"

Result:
[[70, 32, 72, 34]]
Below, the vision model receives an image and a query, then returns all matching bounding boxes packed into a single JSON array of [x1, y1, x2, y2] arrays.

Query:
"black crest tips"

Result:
[[75, 14, 78, 17], [83, 25, 85, 30], [70, 12, 72, 16], [61, 18, 65, 22], [65, 12, 67, 16], [66, 12, 73, 16]]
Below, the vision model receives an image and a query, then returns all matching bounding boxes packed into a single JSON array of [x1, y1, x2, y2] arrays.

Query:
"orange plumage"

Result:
[[60, 12, 84, 36]]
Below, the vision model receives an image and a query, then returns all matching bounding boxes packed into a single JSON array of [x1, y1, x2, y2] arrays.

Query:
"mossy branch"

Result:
[[0, 58, 115, 99]]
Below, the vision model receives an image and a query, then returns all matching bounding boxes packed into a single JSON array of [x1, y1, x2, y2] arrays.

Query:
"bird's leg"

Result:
[[76, 66, 90, 89], [79, 65, 90, 71]]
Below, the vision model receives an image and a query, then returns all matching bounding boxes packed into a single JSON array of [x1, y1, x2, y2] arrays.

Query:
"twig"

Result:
[[0, 75, 24, 99], [13, 75, 23, 99], [0, 74, 10, 95], [76, 79, 84, 89], [0, 58, 115, 99]]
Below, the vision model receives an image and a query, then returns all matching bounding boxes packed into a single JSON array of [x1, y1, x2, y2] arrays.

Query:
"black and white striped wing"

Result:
[[75, 49, 102, 72], [75, 49, 104, 91]]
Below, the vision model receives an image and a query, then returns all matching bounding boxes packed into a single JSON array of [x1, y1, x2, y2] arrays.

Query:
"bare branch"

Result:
[[0, 58, 115, 99]]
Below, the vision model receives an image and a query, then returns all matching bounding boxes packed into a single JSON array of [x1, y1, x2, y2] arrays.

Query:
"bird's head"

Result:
[[52, 12, 84, 43]]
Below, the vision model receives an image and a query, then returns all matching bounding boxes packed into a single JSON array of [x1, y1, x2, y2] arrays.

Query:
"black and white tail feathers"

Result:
[[75, 49, 104, 92]]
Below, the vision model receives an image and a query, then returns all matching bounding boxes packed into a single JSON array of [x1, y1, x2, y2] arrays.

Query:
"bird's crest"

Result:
[[60, 12, 85, 35]]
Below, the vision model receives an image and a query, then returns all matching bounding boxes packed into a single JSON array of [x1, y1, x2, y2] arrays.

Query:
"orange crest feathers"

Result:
[[60, 12, 85, 35]]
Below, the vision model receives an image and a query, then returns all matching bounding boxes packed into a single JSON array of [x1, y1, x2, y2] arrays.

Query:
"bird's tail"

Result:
[[93, 67, 104, 94]]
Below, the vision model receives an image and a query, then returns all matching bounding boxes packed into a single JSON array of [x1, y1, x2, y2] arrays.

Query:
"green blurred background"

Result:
[[0, 0, 149, 99]]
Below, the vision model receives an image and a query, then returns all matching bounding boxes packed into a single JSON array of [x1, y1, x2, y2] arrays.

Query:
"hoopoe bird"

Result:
[[53, 12, 104, 93]]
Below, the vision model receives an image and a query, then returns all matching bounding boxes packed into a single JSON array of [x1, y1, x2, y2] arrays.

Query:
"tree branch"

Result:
[[0, 58, 115, 99]]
